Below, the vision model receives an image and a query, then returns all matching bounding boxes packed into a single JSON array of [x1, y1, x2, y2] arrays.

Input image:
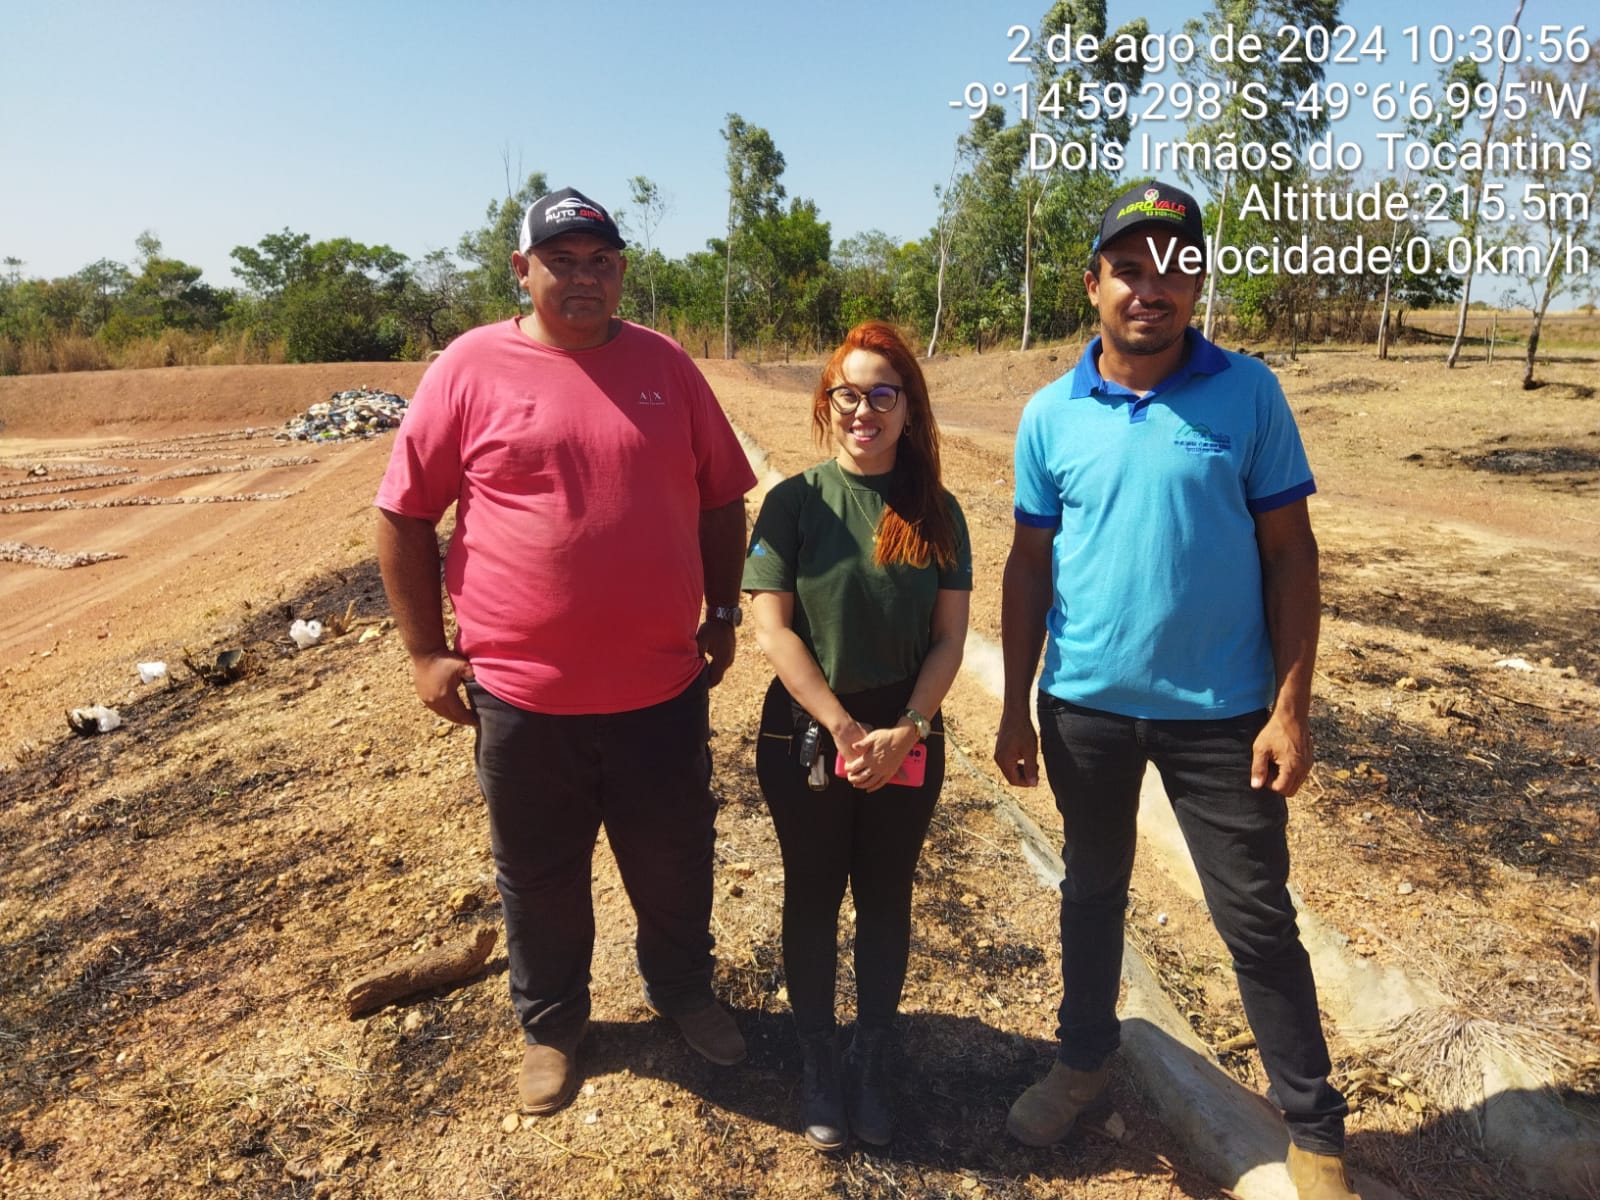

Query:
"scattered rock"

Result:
[[0, 540, 124, 570]]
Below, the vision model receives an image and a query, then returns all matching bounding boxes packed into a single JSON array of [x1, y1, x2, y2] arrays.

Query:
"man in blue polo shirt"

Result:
[[993, 181, 1358, 1200]]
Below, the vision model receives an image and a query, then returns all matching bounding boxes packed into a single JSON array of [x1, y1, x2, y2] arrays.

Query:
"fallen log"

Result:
[[343, 926, 498, 1018]]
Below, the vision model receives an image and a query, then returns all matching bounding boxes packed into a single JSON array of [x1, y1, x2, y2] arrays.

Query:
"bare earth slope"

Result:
[[1, 347, 1596, 1200]]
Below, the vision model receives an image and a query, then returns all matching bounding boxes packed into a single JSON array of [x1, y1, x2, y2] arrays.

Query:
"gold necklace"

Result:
[[832, 459, 883, 543]]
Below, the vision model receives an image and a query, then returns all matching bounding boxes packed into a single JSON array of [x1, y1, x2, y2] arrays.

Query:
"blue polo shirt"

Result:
[[1013, 329, 1315, 720]]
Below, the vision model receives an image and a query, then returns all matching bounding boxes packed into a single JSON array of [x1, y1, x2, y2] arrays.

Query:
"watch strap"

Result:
[[901, 708, 931, 740]]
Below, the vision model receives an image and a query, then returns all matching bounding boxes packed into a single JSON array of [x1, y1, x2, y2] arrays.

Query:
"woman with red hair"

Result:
[[743, 320, 972, 1151]]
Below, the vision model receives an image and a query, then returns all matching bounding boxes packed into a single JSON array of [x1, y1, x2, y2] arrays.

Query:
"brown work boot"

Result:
[[651, 998, 747, 1065], [1005, 1060, 1110, 1146], [518, 1023, 586, 1115], [1287, 1143, 1363, 1199]]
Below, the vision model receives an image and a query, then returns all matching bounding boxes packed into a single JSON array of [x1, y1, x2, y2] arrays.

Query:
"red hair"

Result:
[[812, 321, 958, 570]]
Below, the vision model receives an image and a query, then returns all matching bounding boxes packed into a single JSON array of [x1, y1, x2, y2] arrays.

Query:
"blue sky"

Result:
[[2, 0, 1567, 286]]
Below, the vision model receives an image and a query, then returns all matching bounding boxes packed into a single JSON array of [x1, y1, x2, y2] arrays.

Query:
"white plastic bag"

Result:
[[289, 619, 324, 649]]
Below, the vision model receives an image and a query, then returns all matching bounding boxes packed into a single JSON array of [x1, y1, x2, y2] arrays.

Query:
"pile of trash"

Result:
[[278, 387, 409, 443]]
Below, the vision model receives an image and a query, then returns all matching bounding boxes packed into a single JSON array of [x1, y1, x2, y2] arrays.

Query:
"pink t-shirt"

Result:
[[376, 319, 755, 714]]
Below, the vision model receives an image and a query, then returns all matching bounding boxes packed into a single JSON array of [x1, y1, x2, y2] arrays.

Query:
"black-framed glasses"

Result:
[[826, 384, 903, 415]]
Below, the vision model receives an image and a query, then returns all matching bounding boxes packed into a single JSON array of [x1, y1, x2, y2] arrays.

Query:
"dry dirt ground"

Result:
[[0, 343, 1597, 1200]]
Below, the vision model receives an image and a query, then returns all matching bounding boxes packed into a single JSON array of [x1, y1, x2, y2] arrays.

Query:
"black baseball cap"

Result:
[[1092, 180, 1204, 255], [517, 188, 626, 252]]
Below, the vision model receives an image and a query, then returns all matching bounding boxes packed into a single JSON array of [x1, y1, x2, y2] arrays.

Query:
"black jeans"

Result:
[[469, 671, 718, 1042], [756, 676, 941, 1036], [1037, 692, 1348, 1154]]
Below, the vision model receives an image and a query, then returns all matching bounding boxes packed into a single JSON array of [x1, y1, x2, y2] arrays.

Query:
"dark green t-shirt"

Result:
[[741, 459, 973, 696]]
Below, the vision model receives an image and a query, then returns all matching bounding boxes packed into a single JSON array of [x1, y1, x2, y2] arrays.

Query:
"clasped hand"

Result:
[[833, 719, 916, 793]]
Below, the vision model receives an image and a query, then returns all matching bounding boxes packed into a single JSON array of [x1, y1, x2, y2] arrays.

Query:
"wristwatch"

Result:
[[900, 708, 931, 740], [707, 603, 742, 627]]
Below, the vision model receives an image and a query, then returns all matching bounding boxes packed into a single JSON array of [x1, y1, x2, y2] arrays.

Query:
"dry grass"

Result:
[[0, 331, 292, 379], [1366, 1006, 1595, 1112], [1401, 308, 1600, 351]]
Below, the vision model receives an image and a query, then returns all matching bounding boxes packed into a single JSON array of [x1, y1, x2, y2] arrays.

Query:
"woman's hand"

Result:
[[839, 722, 919, 793]]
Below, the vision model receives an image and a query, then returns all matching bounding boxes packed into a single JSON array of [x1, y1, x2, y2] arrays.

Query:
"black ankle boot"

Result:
[[845, 1024, 894, 1146], [799, 1030, 847, 1152]]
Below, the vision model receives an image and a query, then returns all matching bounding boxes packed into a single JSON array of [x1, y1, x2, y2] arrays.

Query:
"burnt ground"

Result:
[[1, 346, 1598, 1199]]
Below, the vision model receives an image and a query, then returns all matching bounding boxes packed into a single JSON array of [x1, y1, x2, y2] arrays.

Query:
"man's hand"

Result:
[[696, 620, 737, 687], [412, 651, 477, 726], [1251, 709, 1311, 796], [994, 711, 1040, 786]]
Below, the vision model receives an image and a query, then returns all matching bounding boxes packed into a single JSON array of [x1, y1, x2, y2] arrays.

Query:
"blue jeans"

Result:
[[469, 671, 718, 1043], [1037, 693, 1348, 1154]]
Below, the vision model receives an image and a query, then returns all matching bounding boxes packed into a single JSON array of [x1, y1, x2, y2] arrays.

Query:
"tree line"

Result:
[[3, 1, 1593, 381]]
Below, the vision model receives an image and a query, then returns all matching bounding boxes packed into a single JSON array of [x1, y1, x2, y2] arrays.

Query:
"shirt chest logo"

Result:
[[638, 390, 666, 406], [1173, 421, 1232, 456]]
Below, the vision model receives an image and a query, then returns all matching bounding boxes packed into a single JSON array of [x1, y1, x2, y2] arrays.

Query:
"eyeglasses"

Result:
[[826, 384, 903, 415]]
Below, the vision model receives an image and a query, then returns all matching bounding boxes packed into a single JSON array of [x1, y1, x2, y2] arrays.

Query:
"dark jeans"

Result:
[[469, 670, 718, 1043], [756, 676, 941, 1036], [1037, 692, 1348, 1154]]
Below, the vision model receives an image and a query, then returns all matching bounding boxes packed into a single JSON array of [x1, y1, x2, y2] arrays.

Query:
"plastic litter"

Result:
[[289, 619, 324, 649], [1493, 657, 1535, 672], [277, 387, 409, 443], [68, 705, 122, 735], [137, 661, 168, 684]]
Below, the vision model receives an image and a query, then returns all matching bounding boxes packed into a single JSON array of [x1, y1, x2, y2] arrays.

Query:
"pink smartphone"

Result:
[[834, 742, 927, 787]]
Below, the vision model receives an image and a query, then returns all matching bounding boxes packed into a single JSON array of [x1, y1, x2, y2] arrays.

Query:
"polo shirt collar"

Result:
[[1070, 328, 1230, 405]]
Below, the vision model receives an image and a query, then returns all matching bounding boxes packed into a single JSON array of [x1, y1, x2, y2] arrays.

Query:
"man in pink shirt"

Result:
[[376, 187, 756, 1115]]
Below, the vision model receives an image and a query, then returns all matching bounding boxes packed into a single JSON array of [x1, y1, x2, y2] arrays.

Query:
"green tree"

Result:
[[231, 231, 410, 361], [721, 113, 786, 356], [834, 231, 902, 329], [1019, 0, 1148, 347], [456, 171, 550, 318], [1446, 0, 1526, 367], [105, 233, 224, 344], [75, 258, 133, 331], [230, 229, 315, 295], [623, 175, 671, 328], [1178, 0, 1341, 338], [1500, 42, 1599, 387]]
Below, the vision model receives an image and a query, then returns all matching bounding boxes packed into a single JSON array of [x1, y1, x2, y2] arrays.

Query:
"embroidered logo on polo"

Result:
[[637, 390, 665, 406], [1173, 421, 1232, 455]]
